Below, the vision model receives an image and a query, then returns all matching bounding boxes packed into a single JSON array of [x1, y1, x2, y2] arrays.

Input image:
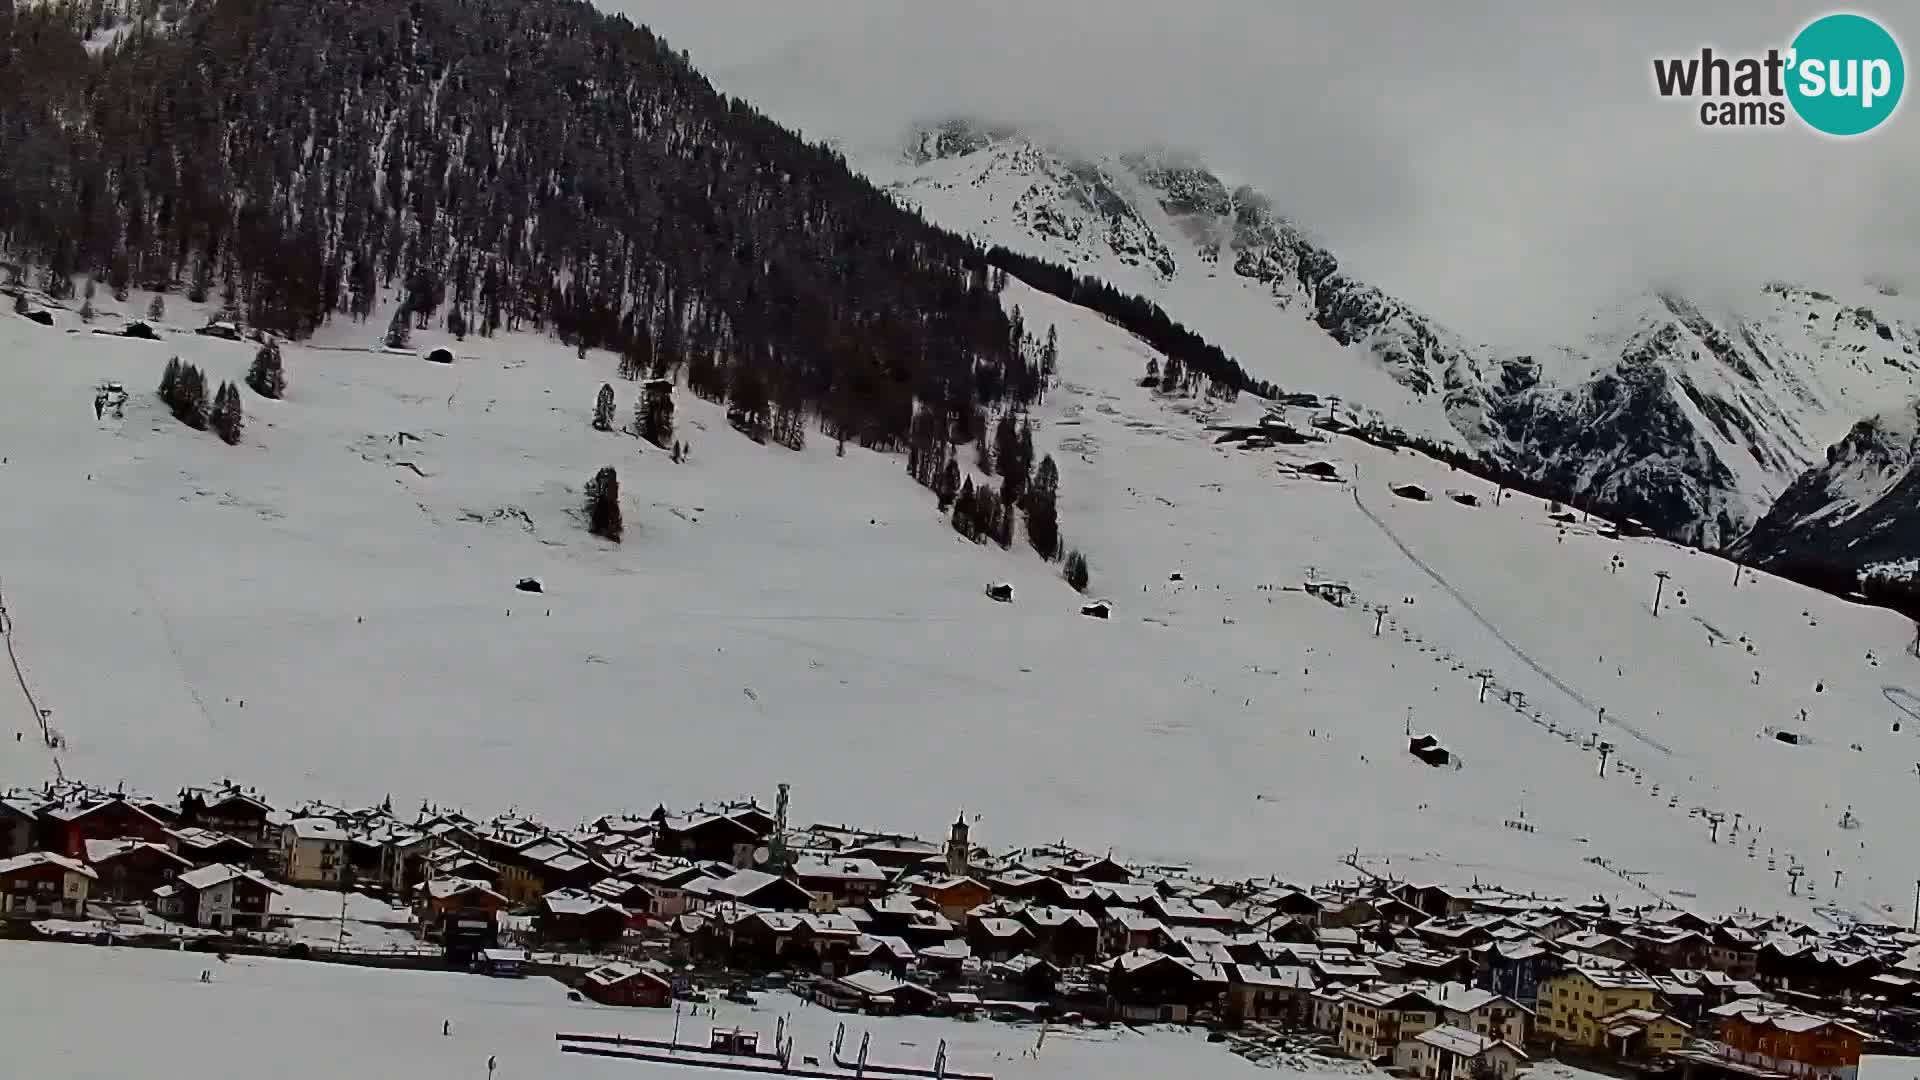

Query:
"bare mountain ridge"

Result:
[[878, 119, 1920, 551]]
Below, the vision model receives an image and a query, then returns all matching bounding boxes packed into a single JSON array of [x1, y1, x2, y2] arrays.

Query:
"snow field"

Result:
[[0, 279, 1915, 924]]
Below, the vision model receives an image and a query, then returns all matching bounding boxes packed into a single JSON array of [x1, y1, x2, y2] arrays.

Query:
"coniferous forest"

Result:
[[0, 0, 1061, 450]]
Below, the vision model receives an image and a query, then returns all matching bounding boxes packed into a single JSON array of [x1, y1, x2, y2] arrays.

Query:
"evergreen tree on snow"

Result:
[[246, 342, 286, 399], [1064, 549, 1090, 592], [936, 458, 961, 510], [11, 294, 28, 316], [641, 378, 675, 448], [211, 382, 244, 445], [147, 295, 166, 321], [159, 356, 181, 402], [1026, 454, 1061, 559], [592, 383, 615, 432], [385, 306, 412, 350], [167, 362, 210, 430], [584, 466, 623, 542]]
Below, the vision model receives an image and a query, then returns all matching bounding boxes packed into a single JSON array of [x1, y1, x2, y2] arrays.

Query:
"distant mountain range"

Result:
[[867, 120, 1920, 565]]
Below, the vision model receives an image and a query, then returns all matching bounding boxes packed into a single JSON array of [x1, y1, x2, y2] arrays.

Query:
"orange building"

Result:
[[1713, 1004, 1865, 1080]]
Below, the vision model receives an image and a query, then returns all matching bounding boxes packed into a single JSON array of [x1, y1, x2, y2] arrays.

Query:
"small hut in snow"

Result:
[[1080, 600, 1112, 619], [1390, 483, 1431, 502], [1408, 734, 1453, 767], [425, 347, 455, 364], [984, 583, 1014, 604]]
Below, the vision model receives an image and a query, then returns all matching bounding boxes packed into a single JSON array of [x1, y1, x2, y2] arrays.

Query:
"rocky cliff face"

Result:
[[874, 120, 1920, 548], [1737, 401, 1920, 577]]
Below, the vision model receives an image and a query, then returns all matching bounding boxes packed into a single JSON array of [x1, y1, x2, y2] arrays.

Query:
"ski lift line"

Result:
[[1347, 488, 1674, 757], [1885, 686, 1920, 725], [0, 577, 63, 781]]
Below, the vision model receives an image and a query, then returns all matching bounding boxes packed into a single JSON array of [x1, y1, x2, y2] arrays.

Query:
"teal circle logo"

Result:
[[1787, 13, 1904, 136]]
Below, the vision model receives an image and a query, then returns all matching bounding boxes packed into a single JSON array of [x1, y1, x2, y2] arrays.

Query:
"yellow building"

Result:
[[1536, 964, 1661, 1048]]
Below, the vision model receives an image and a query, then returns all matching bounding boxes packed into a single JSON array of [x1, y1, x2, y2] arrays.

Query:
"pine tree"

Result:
[[246, 342, 287, 399], [147, 295, 166, 321], [385, 306, 412, 350], [168, 363, 209, 429], [584, 466, 623, 542], [11, 293, 28, 316], [641, 378, 675, 447], [211, 382, 244, 445], [937, 458, 961, 509], [1160, 354, 1185, 394], [1064, 550, 1090, 592], [159, 356, 181, 403], [1026, 454, 1061, 559], [1042, 325, 1059, 378], [954, 478, 977, 540], [79, 298, 95, 324], [447, 305, 467, 341], [592, 383, 615, 432]]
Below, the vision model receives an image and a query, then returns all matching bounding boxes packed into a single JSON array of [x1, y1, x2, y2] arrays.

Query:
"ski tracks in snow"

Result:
[[1349, 487, 1675, 757]]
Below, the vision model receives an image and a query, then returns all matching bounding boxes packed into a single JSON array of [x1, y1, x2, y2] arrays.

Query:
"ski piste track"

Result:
[[1888, 686, 1920, 726], [1348, 485, 1676, 757], [0, 578, 64, 780]]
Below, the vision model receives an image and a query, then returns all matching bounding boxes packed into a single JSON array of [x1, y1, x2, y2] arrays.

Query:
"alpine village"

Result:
[[0, 773, 1907, 1080]]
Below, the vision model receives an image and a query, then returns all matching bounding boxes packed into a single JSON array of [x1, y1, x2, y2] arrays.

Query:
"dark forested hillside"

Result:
[[0, 0, 1041, 446]]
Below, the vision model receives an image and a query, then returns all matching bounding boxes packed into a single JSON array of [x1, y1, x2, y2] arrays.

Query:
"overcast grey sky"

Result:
[[608, 2, 1917, 344]]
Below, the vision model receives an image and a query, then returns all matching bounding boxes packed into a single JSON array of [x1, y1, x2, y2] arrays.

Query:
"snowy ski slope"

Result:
[[0, 283, 1916, 923]]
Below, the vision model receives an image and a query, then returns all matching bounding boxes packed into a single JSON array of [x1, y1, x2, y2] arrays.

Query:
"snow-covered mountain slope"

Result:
[[4, 284, 1919, 924], [1737, 399, 1920, 576], [869, 121, 1920, 547]]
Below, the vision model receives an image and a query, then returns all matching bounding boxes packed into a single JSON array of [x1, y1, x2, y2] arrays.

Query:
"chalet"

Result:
[[164, 827, 259, 868], [1391, 483, 1431, 501], [280, 817, 350, 887], [1016, 905, 1100, 964], [1227, 964, 1317, 1025], [984, 583, 1014, 603], [153, 863, 280, 930], [652, 809, 768, 865], [42, 796, 172, 858], [83, 838, 192, 902], [581, 962, 673, 1008], [844, 837, 944, 870], [1407, 734, 1453, 767], [473, 948, 527, 978], [177, 787, 275, 847], [1410, 1025, 1528, 1080], [790, 858, 889, 908], [1558, 929, 1638, 965], [829, 970, 941, 1015], [1108, 950, 1229, 1023], [1593, 1008, 1692, 1060], [1414, 914, 1506, 951], [997, 953, 1062, 996], [967, 916, 1038, 963], [1, 796, 37, 857], [1536, 964, 1660, 1049], [536, 889, 629, 947], [1376, 948, 1476, 985], [1299, 460, 1340, 479], [1057, 854, 1132, 884], [1622, 924, 1711, 971], [1079, 600, 1112, 619], [1475, 940, 1559, 1003], [1339, 986, 1443, 1063], [1433, 986, 1533, 1047], [0, 852, 97, 918], [912, 876, 993, 921], [1711, 1001, 1867, 1080], [702, 868, 815, 912], [1708, 926, 1761, 978], [705, 910, 861, 972], [418, 878, 510, 941], [849, 934, 917, 976], [1146, 895, 1239, 931]]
